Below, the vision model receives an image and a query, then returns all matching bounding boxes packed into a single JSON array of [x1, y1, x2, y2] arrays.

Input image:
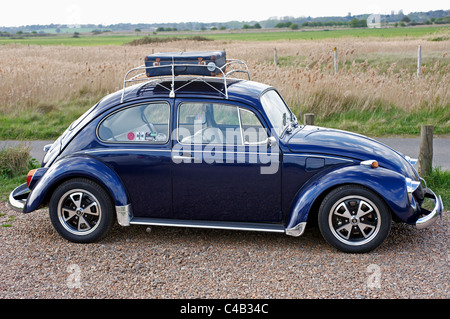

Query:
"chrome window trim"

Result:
[[237, 104, 245, 145]]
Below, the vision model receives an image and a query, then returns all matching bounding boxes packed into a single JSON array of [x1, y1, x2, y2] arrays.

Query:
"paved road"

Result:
[[377, 136, 450, 171], [0, 140, 54, 163], [0, 137, 449, 170]]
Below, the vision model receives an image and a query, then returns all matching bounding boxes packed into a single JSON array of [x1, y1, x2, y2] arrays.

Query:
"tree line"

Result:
[[275, 19, 367, 28]]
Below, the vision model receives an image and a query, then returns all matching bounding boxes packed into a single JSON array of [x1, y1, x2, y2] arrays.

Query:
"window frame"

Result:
[[176, 101, 268, 146], [96, 101, 171, 145]]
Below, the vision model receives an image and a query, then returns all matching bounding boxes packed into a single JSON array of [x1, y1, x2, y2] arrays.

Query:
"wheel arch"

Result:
[[24, 155, 130, 213], [286, 165, 411, 230], [41, 175, 116, 212], [305, 182, 395, 226]]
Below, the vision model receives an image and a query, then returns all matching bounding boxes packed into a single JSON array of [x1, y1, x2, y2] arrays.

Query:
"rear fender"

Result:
[[24, 154, 129, 213], [286, 165, 411, 229]]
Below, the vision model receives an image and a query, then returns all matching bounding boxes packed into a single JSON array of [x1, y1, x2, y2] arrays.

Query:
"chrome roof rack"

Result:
[[120, 58, 250, 103]]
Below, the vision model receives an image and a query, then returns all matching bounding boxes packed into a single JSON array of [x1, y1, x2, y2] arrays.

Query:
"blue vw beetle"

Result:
[[9, 51, 443, 253]]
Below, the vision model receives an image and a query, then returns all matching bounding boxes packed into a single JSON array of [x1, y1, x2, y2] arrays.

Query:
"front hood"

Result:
[[287, 126, 418, 179]]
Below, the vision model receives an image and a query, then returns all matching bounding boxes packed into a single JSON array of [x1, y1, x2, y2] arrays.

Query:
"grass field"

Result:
[[1, 26, 448, 46], [0, 35, 143, 46]]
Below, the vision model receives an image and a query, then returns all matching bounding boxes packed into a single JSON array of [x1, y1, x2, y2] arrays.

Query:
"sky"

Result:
[[0, 0, 448, 27]]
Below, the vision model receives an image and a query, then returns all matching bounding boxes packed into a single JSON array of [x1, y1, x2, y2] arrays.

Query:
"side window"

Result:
[[240, 109, 267, 143], [98, 102, 170, 143], [177, 102, 266, 145]]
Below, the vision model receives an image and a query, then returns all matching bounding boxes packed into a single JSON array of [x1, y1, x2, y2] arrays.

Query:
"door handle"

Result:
[[172, 153, 194, 163], [172, 155, 193, 160]]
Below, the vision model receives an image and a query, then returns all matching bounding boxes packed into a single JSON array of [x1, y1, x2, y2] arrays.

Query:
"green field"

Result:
[[0, 35, 143, 46], [1, 26, 448, 46], [203, 26, 449, 41]]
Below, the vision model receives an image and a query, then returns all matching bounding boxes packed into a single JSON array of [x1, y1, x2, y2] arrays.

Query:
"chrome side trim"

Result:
[[284, 153, 354, 163], [116, 204, 132, 226], [285, 222, 307, 237], [130, 217, 286, 233], [83, 149, 171, 155]]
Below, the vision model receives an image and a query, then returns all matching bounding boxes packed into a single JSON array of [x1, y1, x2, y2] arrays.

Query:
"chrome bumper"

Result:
[[415, 188, 444, 230], [8, 183, 29, 212]]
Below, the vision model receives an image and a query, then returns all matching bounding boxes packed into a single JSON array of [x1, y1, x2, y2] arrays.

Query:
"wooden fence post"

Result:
[[417, 45, 422, 78], [304, 113, 315, 125], [418, 125, 433, 176], [333, 47, 338, 75], [274, 48, 278, 67]]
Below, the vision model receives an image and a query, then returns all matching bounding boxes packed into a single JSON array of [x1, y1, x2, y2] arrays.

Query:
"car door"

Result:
[[97, 101, 173, 218], [172, 99, 282, 223]]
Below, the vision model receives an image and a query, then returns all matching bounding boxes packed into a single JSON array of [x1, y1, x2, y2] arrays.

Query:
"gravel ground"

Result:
[[0, 201, 448, 300]]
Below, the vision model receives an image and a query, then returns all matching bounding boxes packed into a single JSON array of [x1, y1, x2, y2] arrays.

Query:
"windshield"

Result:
[[260, 90, 296, 136]]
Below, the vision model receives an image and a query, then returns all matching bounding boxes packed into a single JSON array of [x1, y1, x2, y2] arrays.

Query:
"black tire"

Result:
[[318, 185, 391, 253], [49, 178, 115, 243]]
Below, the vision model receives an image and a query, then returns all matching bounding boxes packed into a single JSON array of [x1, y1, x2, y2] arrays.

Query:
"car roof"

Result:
[[94, 77, 274, 114]]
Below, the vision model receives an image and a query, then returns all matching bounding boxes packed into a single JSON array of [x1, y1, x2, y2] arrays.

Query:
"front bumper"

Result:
[[415, 187, 444, 230], [8, 183, 29, 212]]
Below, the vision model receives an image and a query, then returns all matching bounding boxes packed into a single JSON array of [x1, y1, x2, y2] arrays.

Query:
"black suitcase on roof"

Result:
[[144, 50, 226, 77]]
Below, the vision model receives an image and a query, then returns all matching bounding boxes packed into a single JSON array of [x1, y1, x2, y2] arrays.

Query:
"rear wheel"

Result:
[[318, 185, 391, 253], [49, 178, 115, 243]]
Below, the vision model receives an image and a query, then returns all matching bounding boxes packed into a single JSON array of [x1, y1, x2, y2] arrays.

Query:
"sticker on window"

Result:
[[145, 132, 156, 141], [135, 132, 145, 141], [156, 133, 167, 142], [127, 132, 135, 141]]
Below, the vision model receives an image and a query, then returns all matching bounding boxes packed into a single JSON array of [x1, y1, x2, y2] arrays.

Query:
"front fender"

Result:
[[24, 154, 129, 213], [286, 165, 411, 229]]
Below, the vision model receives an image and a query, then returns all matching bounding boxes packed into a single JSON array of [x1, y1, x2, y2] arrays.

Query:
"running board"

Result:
[[130, 217, 286, 234]]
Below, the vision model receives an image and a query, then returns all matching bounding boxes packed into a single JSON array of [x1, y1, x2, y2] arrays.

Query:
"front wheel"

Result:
[[318, 185, 391, 253], [49, 178, 115, 243]]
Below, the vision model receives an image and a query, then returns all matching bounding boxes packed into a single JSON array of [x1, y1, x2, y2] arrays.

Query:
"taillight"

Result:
[[26, 169, 37, 187]]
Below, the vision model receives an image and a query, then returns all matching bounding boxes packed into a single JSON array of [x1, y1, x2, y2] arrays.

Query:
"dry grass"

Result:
[[0, 35, 448, 129], [0, 143, 34, 177], [235, 38, 450, 116]]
